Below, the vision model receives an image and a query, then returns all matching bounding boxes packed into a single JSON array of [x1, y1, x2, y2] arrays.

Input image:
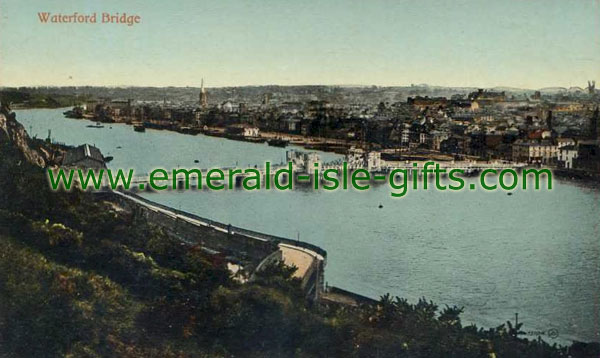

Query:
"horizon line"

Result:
[[0, 82, 595, 91]]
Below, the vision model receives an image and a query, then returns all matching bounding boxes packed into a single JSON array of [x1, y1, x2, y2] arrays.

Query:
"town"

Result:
[[53, 81, 600, 179]]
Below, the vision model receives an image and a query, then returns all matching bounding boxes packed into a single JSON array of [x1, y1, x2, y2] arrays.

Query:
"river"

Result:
[[15, 107, 600, 345]]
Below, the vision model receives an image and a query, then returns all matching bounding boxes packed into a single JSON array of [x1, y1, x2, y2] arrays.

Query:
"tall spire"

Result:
[[200, 78, 208, 109]]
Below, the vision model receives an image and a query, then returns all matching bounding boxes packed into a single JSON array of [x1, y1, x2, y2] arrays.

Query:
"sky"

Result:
[[0, 0, 598, 88]]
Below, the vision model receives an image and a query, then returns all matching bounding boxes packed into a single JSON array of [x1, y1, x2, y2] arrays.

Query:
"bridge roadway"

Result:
[[128, 161, 529, 186], [105, 190, 326, 298]]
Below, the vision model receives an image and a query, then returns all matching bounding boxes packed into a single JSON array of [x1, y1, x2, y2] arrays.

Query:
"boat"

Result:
[[177, 126, 201, 135], [133, 124, 145, 132], [243, 137, 267, 143], [104, 156, 114, 163], [267, 138, 289, 147], [143, 121, 171, 130], [204, 129, 227, 138], [86, 122, 104, 128], [63, 109, 83, 119], [224, 133, 244, 140]]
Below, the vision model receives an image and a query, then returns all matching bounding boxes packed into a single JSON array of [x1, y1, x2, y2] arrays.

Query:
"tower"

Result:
[[199, 79, 208, 109], [588, 81, 596, 95], [262, 93, 270, 106]]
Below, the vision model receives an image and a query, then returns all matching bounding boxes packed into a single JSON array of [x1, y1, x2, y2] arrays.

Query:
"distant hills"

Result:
[[1, 83, 595, 106]]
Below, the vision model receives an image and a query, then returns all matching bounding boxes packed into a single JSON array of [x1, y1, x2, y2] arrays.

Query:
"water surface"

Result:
[[16, 108, 600, 345]]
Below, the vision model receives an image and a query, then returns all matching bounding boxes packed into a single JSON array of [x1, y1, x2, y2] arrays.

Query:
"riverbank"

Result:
[[0, 89, 88, 110], [74, 109, 360, 154], [553, 167, 600, 188], [69, 110, 600, 189]]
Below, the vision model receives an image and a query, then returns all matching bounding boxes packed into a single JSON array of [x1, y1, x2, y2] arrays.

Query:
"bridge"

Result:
[[125, 160, 530, 190]]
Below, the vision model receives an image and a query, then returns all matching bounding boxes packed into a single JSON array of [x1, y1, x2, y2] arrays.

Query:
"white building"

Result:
[[556, 137, 576, 149], [367, 151, 382, 171], [401, 124, 410, 145], [243, 127, 260, 137], [558, 145, 578, 169], [512, 140, 558, 164], [220, 101, 234, 113]]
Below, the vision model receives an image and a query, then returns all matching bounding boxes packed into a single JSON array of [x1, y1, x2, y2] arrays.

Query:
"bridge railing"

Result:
[[96, 190, 328, 260]]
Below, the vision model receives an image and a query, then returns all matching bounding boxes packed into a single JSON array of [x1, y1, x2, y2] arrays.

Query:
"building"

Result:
[[366, 151, 382, 171], [556, 137, 576, 149], [286, 150, 320, 173], [62, 144, 106, 169], [278, 114, 302, 133], [468, 89, 506, 106], [558, 145, 578, 169], [407, 96, 448, 109], [85, 100, 98, 112], [243, 126, 260, 137], [220, 100, 234, 113], [440, 136, 468, 155], [431, 130, 450, 151], [573, 141, 600, 173], [345, 147, 382, 171], [401, 124, 410, 145], [108, 99, 131, 117], [225, 124, 259, 137], [512, 140, 558, 164]]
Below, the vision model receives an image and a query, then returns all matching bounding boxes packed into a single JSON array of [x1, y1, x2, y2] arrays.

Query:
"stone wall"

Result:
[[98, 191, 279, 270], [96, 190, 327, 297]]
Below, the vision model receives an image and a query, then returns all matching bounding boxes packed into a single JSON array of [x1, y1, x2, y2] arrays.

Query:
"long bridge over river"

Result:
[[125, 160, 529, 190]]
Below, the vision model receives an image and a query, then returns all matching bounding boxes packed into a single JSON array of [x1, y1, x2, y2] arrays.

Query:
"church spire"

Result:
[[199, 78, 208, 109]]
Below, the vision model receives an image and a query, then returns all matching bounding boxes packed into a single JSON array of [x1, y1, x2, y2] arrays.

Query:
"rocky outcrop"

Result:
[[0, 108, 46, 167]]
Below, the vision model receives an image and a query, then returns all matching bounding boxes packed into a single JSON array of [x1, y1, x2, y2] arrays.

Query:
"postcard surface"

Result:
[[0, 1, 599, 357]]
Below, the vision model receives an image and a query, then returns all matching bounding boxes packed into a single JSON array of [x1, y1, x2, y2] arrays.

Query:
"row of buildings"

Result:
[[71, 83, 600, 174]]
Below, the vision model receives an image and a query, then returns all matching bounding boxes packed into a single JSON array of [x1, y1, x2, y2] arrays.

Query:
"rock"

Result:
[[0, 111, 46, 167]]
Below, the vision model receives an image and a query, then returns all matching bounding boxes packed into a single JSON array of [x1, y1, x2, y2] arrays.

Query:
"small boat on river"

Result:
[[86, 122, 104, 129]]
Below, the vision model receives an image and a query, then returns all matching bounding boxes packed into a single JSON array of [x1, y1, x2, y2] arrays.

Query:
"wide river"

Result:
[[16, 108, 600, 345]]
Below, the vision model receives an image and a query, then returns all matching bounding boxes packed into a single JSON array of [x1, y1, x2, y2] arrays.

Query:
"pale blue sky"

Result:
[[0, 0, 598, 88]]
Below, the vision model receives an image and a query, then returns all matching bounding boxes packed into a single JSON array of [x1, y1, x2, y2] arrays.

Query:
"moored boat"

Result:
[[267, 138, 289, 147]]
